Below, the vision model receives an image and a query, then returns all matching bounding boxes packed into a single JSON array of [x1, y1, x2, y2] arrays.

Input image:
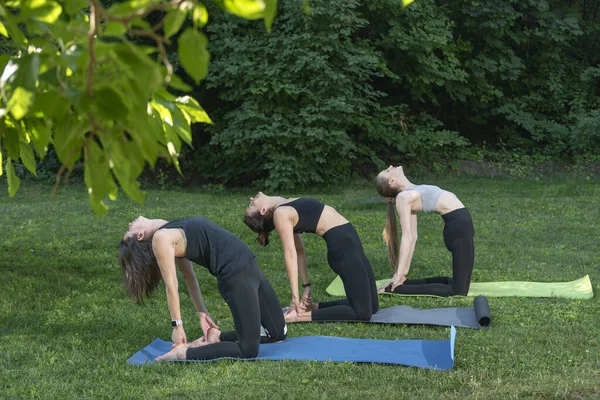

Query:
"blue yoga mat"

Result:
[[128, 327, 456, 370]]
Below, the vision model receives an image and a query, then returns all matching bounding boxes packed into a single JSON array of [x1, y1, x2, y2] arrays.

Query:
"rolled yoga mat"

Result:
[[127, 327, 456, 370], [283, 296, 491, 329], [325, 275, 594, 299], [370, 295, 490, 328]]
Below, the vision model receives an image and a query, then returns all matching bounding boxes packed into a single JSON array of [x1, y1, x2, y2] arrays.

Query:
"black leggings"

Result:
[[312, 223, 379, 321], [386, 207, 475, 297], [186, 259, 287, 360]]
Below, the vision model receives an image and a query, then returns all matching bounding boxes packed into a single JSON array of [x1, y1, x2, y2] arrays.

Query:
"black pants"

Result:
[[312, 223, 379, 321], [386, 207, 475, 297], [186, 259, 287, 360]]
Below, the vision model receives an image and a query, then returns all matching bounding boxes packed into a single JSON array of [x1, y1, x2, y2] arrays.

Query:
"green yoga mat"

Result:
[[325, 275, 594, 299]]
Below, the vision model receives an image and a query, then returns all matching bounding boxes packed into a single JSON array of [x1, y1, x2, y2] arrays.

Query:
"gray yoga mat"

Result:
[[284, 296, 491, 329], [369, 296, 491, 329]]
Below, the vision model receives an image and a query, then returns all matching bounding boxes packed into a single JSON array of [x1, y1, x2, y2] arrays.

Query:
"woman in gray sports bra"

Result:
[[374, 165, 475, 296]]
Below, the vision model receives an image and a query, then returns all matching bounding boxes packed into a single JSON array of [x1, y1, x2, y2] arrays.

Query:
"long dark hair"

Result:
[[375, 173, 400, 274], [118, 238, 162, 303], [243, 209, 275, 246]]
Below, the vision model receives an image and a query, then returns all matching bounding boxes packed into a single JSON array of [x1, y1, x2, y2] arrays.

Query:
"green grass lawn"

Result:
[[1, 175, 599, 399]]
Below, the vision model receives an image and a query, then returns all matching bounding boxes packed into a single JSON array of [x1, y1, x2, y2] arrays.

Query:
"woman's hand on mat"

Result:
[[378, 273, 406, 293], [198, 312, 219, 338], [389, 273, 407, 291], [171, 326, 187, 349]]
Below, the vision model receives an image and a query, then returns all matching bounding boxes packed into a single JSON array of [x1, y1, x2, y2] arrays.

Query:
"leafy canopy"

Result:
[[0, 0, 276, 215]]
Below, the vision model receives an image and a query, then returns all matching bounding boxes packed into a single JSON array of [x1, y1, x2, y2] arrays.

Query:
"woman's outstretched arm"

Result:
[[176, 258, 209, 315], [274, 208, 302, 315], [294, 234, 313, 311], [152, 230, 187, 346], [403, 214, 418, 277], [393, 193, 418, 287], [176, 257, 218, 338]]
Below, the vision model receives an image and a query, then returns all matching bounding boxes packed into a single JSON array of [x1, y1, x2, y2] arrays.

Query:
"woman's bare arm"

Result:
[[395, 193, 418, 277], [176, 258, 208, 314], [274, 208, 302, 309], [403, 214, 418, 277], [294, 234, 309, 286], [152, 229, 187, 344]]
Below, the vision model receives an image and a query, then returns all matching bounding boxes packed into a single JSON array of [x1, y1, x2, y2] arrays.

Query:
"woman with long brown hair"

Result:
[[374, 165, 475, 296], [118, 216, 286, 361], [244, 193, 378, 323]]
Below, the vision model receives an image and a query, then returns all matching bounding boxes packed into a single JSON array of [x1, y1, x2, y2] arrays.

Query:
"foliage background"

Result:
[[183, 0, 600, 189], [2, 0, 599, 193]]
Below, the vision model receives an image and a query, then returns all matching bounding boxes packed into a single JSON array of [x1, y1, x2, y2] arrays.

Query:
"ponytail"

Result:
[[243, 209, 275, 247], [375, 172, 401, 274], [257, 232, 270, 247]]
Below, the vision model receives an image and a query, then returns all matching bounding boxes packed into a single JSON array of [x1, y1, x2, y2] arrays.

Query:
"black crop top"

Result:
[[158, 217, 255, 278], [276, 198, 325, 234]]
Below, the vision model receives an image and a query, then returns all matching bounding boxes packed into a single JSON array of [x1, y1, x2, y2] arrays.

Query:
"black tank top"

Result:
[[277, 198, 325, 234], [158, 217, 255, 278]]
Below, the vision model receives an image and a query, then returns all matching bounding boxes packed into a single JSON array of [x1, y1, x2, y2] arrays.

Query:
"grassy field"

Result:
[[1, 174, 599, 399]]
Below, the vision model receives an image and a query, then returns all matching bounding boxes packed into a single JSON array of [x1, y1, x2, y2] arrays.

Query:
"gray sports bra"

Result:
[[406, 185, 443, 213]]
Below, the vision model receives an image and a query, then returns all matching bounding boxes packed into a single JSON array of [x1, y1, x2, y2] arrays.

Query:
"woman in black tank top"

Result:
[[244, 192, 379, 323], [118, 216, 286, 362]]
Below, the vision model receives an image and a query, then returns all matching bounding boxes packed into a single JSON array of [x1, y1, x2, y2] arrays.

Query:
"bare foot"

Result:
[[206, 327, 221, 344], [155, 343, 187, 361], [188, 328, 221, 348], [284, 308, 300, 323], [188, 337, 208, 348]]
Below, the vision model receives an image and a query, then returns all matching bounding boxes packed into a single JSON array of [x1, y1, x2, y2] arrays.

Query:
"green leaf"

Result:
[[64, 0, 87, 16], [175, 96, 213, 124], [0, 55, 9, 77], [7, 87, 35, 120], [223, 0, 265, 19], [84, 141, 118, 216], [19, 141, 37, 176], [0, 20, 8, 37], [401, 0, 415, 6], [264, 0, 277, 31], [127, 110, 160, 168], [130, 18, 152, 30], [170, 105, 193, 146], [23, 0, 63, 24], [104, 22, 127, 37], [192, 4, 208, 28], [6, 157, 20, 196], [94, 86, 130, 121], [31, 92, 68, 119], [106, 135, 146, 205], [0, 150, 2, 176], [14, 54, 41, 91], [177, 28, 210, 84], [53, 112, 86, 169], [107, 0, 159, 16], [4, 128, 20, 159], [168, 73, 192, 92], [2, 18, 27, 44], [164, 9, 187, 39], [29, 119, 52, 159], [113, 42, 163, 99]]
